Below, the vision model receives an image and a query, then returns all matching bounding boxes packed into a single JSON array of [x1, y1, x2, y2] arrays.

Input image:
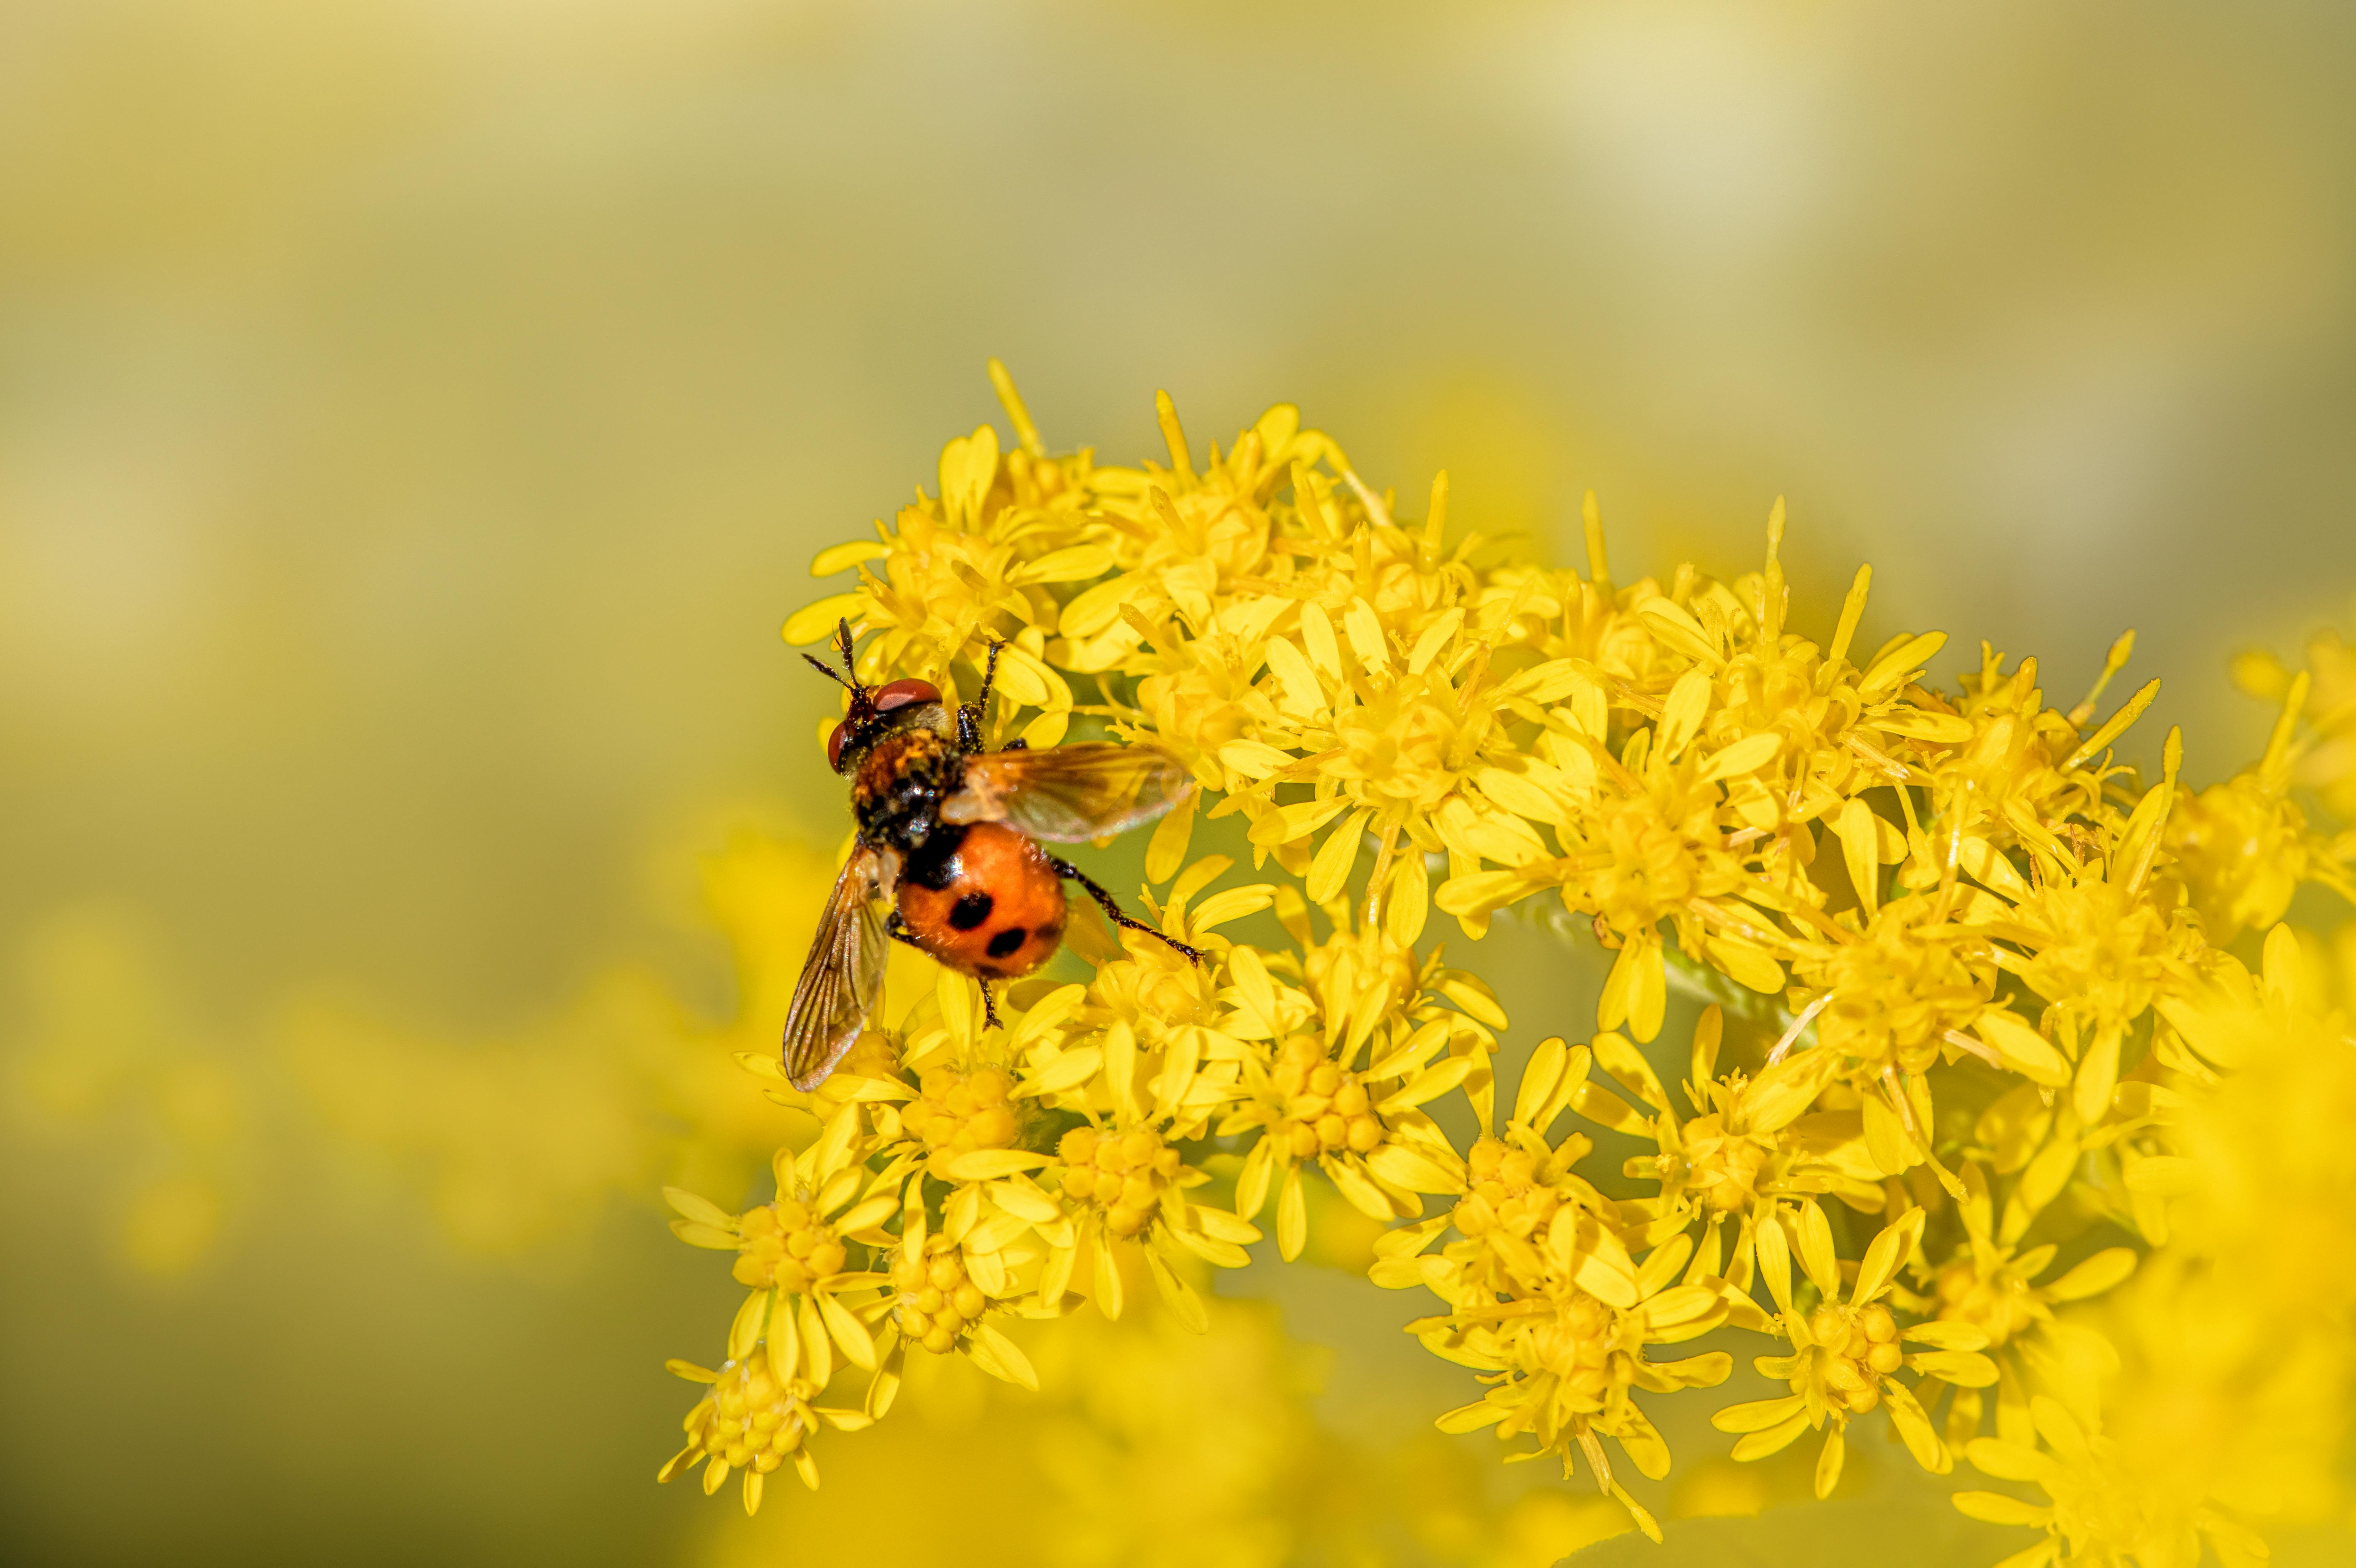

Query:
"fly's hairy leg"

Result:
[[959, 640, 1006, 753], [1050, 857, 1203, 963]]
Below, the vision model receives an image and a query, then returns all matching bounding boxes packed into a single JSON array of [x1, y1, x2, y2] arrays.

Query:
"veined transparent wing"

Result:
[[781, 845, 893, 1091], [943, 741, 1195, 843]]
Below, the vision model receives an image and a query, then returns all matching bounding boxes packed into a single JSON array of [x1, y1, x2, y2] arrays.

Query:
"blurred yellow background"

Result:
[[5, 1, 2355, 1564]]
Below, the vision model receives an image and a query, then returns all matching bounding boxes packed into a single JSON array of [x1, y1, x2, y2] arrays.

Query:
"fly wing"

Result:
[[781, 846, 893, 1091], [944, 741, 1196, 843]]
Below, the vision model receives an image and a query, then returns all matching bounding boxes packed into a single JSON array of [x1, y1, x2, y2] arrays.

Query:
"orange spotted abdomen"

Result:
[[897, 821, 1067, 981]]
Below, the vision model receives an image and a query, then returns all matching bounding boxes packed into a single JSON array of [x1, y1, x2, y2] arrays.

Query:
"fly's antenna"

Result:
[[804, 617, 863, 690]]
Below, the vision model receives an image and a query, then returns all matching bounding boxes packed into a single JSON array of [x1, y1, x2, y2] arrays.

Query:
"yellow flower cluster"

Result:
[[1708, 1204, 1990, 1497], [732, 1195, 849, 1294], [1391, 1106, 1740, 1538], [1056, 1124, 1185, 1240], [658, 1351, 832, 1511], [650, 837, 1515, 1506], [656, 369, 2356, 1553]]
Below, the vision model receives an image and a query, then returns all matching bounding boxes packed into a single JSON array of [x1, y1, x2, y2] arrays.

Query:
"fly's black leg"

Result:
[[958, 640, 1007, 754], [884, 911, 928, 953], [981, 985, 1002, 1031], [1050, 857, 1203, 964]]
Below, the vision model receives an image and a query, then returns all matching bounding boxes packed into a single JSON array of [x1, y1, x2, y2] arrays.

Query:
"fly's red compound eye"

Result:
[[871, 678, 941, 713], [825, 721, 851, 772]]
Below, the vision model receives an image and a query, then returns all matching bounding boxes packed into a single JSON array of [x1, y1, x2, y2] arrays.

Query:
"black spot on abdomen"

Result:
[[986, 927, 1027, 959], [949, 892, 994, 930]]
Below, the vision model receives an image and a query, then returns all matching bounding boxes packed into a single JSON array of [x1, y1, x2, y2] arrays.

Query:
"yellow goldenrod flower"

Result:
[[1911, 1159, 2138, 1448], [1954, 1394, 2269, 1568], [890, 1235, 997, 1356], [1056, 1122, 1185, 1242], [2233, 618, 2356, 816], [666, 1107, 902, 1369], [1589, 1008, 1882, 1295], [647, 369, 2356, 1556], [657, 1340, 872, 1513], [1368, 1046, 1749, 1540], [732, 1196, 850, 1293], [1712, 1203, 2001, 1498], [1224, 907, 1494, 1259], [900, 1064, 1024, 1170], [1787, 897, 1997, 1074], [2170, 661, 2356, 939]]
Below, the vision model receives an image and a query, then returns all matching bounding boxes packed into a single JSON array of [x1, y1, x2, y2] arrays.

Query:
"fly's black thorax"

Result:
[[850, 728, 965, 854], [899, 821, 971, 892]]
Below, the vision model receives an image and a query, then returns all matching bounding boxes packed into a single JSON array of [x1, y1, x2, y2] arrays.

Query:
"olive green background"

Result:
[[5, 2, 2355, 1564]]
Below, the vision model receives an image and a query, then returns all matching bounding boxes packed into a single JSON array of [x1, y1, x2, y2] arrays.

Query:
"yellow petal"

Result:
[[819, 1293, 878, 1372], [1343, 597, 1389, 673], [1011, 544, 1114, 584], [1728, 1409, 1812, 1460], [1306, 810, 1368, 905], [1974, 1011, 2070, 1087], [1277, 1164, 1307, 1262], [1143, 1246, 1208, 1334], [1406, 608, 1462, 674], [2045, 1246, 2137, 1302], [2073, 1023, 2121, 1126], [783, 593, 865, 646], [1658, 668, 1712, 759], [1852, 1206, 1926, 1305], [1299, 601, 1344, 676], [1952, 1492, 2055, 1528], [963, 1324, 1038, 1391], [1794, 1200, 1840, 1299], [1813, 1426, 1846, 1500], [939, 423, 999, 525], [1700, 731, 1782, 783], [1511, 1037, 1568, 1130], [1218, 740, 1296, 780], [940, 1148, 1049, 1183], [1435, 1399, 1512, 1433], [1859, 631, 1947, 698], [812, 540, 887, 576]]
